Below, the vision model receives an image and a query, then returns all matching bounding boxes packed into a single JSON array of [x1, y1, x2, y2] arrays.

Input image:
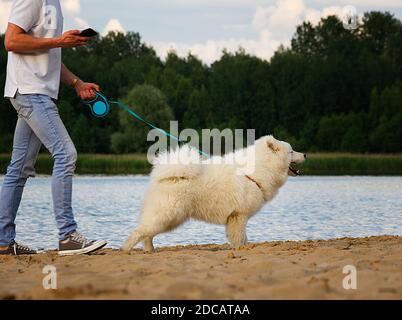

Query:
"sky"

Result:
[[1, 0, 402, 64]]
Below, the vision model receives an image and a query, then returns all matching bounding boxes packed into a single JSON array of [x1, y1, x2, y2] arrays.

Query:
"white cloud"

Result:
[[305, 6, 344, 25], [152, 0, 349, 64], [252, 0, 306, 38], [61, 0, 81, 14], [153, 30, 281, 65], [102, 18, 126, 36], [60, 0, 92, 31], [252, 0, 345, 32], [0, 0, 12, 33]]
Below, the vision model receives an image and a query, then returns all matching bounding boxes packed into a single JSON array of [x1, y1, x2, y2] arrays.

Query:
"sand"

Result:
[[0, 235, 401, 300]]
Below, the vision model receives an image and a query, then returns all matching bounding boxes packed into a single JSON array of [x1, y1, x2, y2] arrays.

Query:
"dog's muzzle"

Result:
[[288, 163, 300, 176]]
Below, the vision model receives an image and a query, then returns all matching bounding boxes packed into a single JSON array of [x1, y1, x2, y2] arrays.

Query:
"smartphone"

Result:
[[79, 28, 98, 37]]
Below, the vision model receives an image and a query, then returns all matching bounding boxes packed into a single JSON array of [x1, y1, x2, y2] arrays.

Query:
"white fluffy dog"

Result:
[[122, 135, 305, 252]]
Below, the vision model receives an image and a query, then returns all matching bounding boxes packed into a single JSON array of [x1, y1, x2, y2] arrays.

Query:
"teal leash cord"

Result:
[[110, 100, 210, 158], [83, 92, 209, 157]]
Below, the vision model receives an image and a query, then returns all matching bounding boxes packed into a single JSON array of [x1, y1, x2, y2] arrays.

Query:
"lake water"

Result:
[[0, 176, 401, 249]]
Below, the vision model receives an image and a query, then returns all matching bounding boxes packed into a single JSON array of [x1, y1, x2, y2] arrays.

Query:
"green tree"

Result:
[[183, 86, 212, 129], [111, 85, 174, 153], [316, 113, 368, 151], [1, 11, 402, 155], [369, 82, 402, 152]]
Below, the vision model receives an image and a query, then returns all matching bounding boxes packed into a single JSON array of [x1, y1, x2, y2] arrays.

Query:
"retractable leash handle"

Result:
[[82, 92, 110, 117]]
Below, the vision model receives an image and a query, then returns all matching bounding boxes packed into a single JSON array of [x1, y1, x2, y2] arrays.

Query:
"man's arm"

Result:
[[4, 23, 89, 53], [61, 63, 100, 100], [5, 23, 100, 100]]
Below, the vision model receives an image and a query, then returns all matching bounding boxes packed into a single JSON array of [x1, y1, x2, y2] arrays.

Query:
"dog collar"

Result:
[[245, 175, 264, 194]]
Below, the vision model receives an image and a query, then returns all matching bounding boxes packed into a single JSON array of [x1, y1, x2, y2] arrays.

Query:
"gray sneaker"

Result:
[[0, 241, 37, 255], [59, 231, 107, 256]]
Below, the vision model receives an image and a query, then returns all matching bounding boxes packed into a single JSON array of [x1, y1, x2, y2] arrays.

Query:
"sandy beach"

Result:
[[0, 235, 401, 300]]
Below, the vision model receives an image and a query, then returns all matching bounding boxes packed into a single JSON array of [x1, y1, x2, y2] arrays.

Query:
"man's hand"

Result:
[[4, 23, 90, 53], [56, 30, 89, 48], [75, 80, 100, 100]]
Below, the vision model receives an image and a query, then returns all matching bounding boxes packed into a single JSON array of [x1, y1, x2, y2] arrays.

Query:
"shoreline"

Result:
[[2, 153, 402, 176], [1, 235, 401, 300]]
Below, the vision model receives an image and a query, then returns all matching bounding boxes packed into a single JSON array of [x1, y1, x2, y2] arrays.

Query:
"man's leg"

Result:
[[0, 117, 42, 247], [1, 93, 106, 255], [9, 93, 78, 240]]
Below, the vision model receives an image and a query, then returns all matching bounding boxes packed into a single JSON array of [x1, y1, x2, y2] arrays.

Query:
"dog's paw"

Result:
[[121, 244, 132, 252]]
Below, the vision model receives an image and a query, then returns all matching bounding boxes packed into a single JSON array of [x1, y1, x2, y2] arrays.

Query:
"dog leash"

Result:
[[82, 92, 209, 157], [82, 92, 265, 195]]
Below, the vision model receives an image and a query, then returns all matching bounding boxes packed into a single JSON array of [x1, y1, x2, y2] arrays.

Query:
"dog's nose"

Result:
[[304, 154, 307, 159]]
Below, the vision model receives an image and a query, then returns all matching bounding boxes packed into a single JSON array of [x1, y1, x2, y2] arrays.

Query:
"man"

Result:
[[0, 0, 107, 255]]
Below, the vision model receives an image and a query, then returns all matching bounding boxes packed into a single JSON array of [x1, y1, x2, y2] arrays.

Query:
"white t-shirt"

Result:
[[4, 0, 64, 99]]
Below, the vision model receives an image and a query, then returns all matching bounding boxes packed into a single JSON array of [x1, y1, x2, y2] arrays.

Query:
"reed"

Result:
[[303, 153, 402, 175], [1, 153, 402, 176], [0, 153, 151, 175]]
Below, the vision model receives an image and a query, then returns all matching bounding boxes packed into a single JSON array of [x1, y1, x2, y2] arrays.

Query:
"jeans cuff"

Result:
[[59, 226, 77, 241]]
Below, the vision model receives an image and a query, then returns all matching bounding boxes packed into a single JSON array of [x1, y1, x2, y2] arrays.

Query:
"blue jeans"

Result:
[[0, 93, 77, 246]]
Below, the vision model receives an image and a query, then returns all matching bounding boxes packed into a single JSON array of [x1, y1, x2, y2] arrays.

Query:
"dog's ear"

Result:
[[266, 136, 281, 153]]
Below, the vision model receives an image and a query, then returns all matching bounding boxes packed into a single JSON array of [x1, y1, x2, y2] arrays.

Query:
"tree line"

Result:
[[0, 11, 401, 154]]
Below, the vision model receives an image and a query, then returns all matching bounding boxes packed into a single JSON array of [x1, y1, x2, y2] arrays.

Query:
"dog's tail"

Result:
[[151, 144, 203, 182]]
